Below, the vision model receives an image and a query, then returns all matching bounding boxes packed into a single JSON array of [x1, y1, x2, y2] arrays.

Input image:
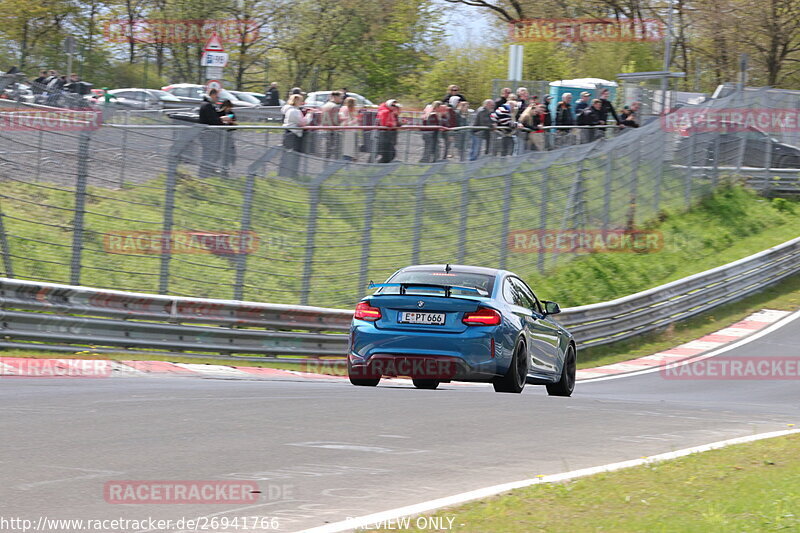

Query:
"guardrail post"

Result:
[[300, 162, 345, 306], [763, 135, 774, 194], [234, 147, 281, 300], [653, 131, 664, 214], [711, 132, 721, 189], [69, 131, 91, 286], [0, 199, 14, 278], [411, 164, 442, 264], [159, 127, 202, 294]]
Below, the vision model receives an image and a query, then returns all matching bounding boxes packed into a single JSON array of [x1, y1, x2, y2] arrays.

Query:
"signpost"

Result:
[[202, 33, 225, 83], [63, 36, 76, 77]]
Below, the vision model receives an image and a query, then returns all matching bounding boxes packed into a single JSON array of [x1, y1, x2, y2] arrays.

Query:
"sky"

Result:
[[436, 1, 497, 46]]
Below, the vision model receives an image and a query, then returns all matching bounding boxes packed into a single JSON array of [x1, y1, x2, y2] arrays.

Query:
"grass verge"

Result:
[[367, 432, 800, 532]]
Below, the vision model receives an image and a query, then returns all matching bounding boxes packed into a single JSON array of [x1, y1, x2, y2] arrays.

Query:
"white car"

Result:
[[161, 83, 258, 108], [304, 91, 376, 108], [107, 88, 183, 110]]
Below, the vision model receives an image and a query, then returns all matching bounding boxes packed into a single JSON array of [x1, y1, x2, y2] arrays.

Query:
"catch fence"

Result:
[[0, 86, 797, 309]]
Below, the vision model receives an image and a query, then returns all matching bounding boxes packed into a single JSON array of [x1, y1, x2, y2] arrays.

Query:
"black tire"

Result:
[[412, 379, 439, 390], [547, 344, 576, 397], [348, 360, 380, 387], [493, 338, 528, 393]]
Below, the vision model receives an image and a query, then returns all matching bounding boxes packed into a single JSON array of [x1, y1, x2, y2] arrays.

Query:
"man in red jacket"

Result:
[[376, 99, 401, 163]]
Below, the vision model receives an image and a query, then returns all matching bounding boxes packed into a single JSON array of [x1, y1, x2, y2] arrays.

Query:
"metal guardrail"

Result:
[[1, 236, 798, 361]]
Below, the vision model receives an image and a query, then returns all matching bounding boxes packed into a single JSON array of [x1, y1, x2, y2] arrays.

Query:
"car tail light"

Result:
[[463, 307, 501, 326], [355, 301, 381, 321]]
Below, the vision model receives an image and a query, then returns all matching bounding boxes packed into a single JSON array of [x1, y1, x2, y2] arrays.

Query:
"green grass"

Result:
[[373, 432, 800, 533]]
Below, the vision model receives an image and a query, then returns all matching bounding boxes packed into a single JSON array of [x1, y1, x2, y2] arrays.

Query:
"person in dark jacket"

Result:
[[578, 99, 605, 143], [442, 84, 465, 107], [264, 82, 280, 106], [555, 93, 574, 146], [470, 99, 495, 160], [574, 91, 591, 115], [598, 88, 621, 126], [494, 87, 511, 110], [198, 89, 223, 178], [32, 70, 47, 94]]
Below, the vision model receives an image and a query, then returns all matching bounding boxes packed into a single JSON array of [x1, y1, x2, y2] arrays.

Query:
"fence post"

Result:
[[498, 159, 528, 270], [119, 126, 129, 187], [35, 131, 43, 182], [684, 131, 697, 208], [0, 199, 13, 278], [69, 131, 91, 286], [537, 167, 550, 273], [158, 127, 201, 294], [411, 164, 442, 264], [602, 152, 613, 230], [234, 147, 280, 300], [300, 162, 345, 306], [653, 130, 664, 214], [711, 132, 721, 189], [358, 164, 398, 299]]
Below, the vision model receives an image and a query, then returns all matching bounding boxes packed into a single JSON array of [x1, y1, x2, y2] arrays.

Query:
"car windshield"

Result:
[[378, 270, 495, 297]]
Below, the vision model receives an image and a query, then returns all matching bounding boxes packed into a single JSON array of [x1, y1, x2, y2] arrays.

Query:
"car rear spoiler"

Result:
[[368, 282, 488, 297]]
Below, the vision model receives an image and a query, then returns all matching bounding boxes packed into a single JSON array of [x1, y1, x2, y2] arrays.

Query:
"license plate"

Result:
[[398, 311, 446, 325]]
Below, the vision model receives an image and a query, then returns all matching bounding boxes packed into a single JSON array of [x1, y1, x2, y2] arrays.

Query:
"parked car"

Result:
[[678, 123, 800, 168], [348, 264, 576, 395], [239, 91, 285, 107], [304, 90, 376, 108], [106, 88, 183, 110], [161, 84, 257, 108]]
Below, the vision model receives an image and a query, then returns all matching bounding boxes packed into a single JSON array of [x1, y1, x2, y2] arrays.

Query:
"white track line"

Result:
[[299, 428, 800, 533], [578, 307, 800, 384]]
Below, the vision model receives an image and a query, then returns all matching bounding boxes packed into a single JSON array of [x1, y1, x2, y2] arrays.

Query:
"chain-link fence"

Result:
[[0, 86, 797, 308]]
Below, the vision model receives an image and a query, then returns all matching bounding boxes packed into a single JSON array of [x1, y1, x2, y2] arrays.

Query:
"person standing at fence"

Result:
[[598, 88, 621, 127], [264, 82, 280, 106], [491, 104, 516, 156], [280, 94, 307, 177], [555, 93, 575, 147], [320, 91, 343, 159], [32, 70, 47, 95], [218, 99, 238, 172], [376, 99, 401, 163], [198, 89, 224, 178], [574, 91, 591, 115], [517, 105, 537, 151], [577, 99, 605, 143], [470, 99, 495, 161], [454, 100, 470, 160], [619, 101, 641, 128], [495, 87, 511, 109], [339, 96, 359, 161], [443, 85, 465, 107], [420, 101, 442, 163]]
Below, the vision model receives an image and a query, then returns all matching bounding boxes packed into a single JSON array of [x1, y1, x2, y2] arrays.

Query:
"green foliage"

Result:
[[409, 44, 506, 104]]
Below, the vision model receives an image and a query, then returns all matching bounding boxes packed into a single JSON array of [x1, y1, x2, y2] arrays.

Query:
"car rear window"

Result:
[[378, 270, 495, 297]]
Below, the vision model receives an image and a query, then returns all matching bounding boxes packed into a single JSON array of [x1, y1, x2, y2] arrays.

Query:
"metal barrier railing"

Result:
[[1, 236, 797, 360]]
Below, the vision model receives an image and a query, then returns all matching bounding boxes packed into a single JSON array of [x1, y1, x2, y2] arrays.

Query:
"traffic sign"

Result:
[[204, 66, 224, 80], [201, 52, 229, 67], [205, 79, 223, 92], [203, 32, 225, 52]]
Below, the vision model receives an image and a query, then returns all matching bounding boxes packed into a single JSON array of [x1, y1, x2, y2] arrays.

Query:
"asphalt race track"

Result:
[[1, 311, 798, 532]]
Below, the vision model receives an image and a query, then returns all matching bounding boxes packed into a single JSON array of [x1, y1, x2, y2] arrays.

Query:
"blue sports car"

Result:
[[348, 264, 576, 395]]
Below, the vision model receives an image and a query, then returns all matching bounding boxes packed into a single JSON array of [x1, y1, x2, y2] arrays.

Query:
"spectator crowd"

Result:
[[276, 83, 642, 170]]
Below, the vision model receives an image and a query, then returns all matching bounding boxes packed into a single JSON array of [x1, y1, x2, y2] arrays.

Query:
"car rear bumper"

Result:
[[350, 324, 503, 379]]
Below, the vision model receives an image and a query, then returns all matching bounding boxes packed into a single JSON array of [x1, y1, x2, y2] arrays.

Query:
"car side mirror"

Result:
[[543, 301, 561, 315]]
